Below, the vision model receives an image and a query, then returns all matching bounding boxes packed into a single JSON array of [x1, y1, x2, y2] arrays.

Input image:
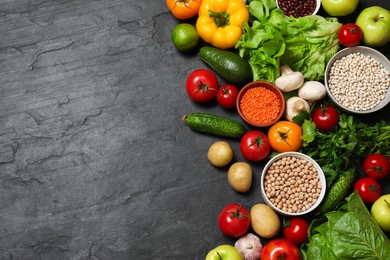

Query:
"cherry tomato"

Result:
[[268, 121, 302, 153], [282, 217, 309, 245], [312, 105, 339, 132], [240, 130, 271, 161], [218, 204, 251, 238], [338, 23, 363, 47], [185, 69, 218, 103], [166, 0, 202, 20], [363, 154, 390, 180], [353, 177, 382, 204], [260, 238, 301, 260], [217, 84, 239, 109]]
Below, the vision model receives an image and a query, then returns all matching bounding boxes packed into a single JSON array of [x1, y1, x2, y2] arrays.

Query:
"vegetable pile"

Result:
[[236, 0, 342, 82], [302, 192, 390, 259], [166, 0, 390, 259], [301, 113, 390, 188]]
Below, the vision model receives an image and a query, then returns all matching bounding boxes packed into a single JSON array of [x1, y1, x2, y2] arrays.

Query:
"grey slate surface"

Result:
[[0, 0, 389, 259]]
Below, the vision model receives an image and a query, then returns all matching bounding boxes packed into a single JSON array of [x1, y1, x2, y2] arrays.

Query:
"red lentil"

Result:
[[240, 86, 281, 125]]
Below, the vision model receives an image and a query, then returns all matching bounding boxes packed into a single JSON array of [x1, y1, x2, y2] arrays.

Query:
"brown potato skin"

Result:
[[227, 162, 252, 192], [207, 141, 234, 167], [250, 204, 280, 239]]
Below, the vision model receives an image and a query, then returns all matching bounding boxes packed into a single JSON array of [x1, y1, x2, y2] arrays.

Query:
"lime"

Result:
[[171, 23, 199, 52]]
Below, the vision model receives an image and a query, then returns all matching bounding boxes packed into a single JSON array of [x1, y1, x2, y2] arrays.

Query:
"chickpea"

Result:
[[264, 156, 323, 213]]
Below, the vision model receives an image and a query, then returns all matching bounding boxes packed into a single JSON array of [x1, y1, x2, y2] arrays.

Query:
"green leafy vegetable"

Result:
[[302, 192, 390, 260], [236, 0, 342, 82], [292, 111, 310, 126], [300, 113, 390, 186]]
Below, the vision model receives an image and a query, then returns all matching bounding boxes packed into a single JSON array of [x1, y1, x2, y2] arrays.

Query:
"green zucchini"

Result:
[[199, 46, 253, 84], [182, 112, 246, 139], [317, 166, 357, 215]]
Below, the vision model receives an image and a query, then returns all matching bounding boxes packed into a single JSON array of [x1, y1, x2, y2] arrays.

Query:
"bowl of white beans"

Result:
[[260, 152, 326, 216], [324, 46, 390, 114]]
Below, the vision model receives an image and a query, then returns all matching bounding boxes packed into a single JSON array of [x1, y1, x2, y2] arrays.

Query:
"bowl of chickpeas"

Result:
[[260, 152, 326, 216], [324, 46, 390, 114]]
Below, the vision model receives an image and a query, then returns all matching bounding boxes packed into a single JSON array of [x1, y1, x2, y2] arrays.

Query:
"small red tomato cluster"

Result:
[[354, 154, 390, 204], [186, 69, 239, 109]]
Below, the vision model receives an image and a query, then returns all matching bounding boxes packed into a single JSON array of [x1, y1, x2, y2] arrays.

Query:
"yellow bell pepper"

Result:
[[196, 0, 249, 49]]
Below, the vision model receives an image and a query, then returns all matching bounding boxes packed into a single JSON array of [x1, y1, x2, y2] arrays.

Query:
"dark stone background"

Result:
[[0, 0, 389, 259]]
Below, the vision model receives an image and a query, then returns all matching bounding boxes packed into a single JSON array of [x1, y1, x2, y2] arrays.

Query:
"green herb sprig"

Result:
[[301, 113, 390, 187]]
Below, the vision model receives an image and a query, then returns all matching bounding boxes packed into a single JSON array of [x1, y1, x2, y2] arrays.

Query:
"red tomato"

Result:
[[218, 204, 250, 238], [260, 238, 301, 260], [240, 130, 271, 161], [185, 69, 218, 103], [353, 177, 382, 204], [217, 84, 239, 109], [363, 154, 390, 180], [338, 23, 363, 47], [312, 105, 339, 132], [283, 218, 309, 245]]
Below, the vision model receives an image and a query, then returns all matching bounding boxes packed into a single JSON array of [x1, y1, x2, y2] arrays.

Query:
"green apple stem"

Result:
[[217, 252, 222, 260], [385, 199, 390, 207]]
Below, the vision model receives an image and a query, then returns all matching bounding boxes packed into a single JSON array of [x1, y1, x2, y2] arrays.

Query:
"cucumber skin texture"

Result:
[[199, 46, 253, 84], [184, 113, 246, 139], [317, 167, 357, 214]]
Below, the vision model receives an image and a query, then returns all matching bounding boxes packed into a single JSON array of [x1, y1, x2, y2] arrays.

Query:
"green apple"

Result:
[[321, 0, 359, 17], [206, 245, 243, 260], [371, 194, 390, 232], [356, 6, 390, 47]]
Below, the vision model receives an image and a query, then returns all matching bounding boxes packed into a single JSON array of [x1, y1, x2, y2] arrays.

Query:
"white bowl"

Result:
[[260, 152, 326, 216], [324, 46, 390, 114], [276, 0, 321, 17]]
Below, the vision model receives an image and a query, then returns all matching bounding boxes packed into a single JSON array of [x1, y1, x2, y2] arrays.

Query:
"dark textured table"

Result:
[[0, 1, 389, 259]]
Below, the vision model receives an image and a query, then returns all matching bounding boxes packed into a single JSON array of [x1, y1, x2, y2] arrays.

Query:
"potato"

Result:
[[228, 162, 252, 192], [207, 141, 234, 167], [250, 204, 280, 239]]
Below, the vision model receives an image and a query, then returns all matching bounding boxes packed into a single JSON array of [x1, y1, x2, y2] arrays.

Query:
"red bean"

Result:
[[277, 0, 317, 18]]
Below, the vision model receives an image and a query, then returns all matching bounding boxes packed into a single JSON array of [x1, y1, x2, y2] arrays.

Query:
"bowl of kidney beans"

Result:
[[276, 0, 321, 18]]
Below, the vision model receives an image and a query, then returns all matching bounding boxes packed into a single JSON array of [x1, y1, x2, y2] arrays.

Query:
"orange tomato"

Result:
[[166, 0, 202, 20], [268, 121, 303, 153]]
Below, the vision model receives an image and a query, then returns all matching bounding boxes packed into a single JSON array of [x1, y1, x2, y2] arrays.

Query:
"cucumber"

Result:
[[317, 166, 357, 215], [199, 46, 253, 84], [182, 112, 246, 139]]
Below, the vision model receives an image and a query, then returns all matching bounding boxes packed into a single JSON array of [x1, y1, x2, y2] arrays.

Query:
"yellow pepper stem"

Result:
[[208, 10, 230, 27]]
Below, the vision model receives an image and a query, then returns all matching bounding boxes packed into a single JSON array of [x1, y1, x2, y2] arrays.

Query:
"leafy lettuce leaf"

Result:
[[236, 0, 342, 82], [302, 192, 390, 260]]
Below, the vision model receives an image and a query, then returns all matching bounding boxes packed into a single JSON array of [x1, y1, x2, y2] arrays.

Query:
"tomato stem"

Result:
[[249, 134, 269, 152], [369, 184, 380, 192], [277, 129, 291, 147], [225, 206, 248, 220], [174, 0, 189, 7], [370, 163, 383, 173], [191, 80, 217, 94]]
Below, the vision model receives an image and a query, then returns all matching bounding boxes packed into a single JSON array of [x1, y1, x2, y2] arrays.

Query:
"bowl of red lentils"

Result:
[[237, 80, 285, 128], [325, 46, 390, 114], [260, 152, 326, 216], [276, 0, 321, 18]]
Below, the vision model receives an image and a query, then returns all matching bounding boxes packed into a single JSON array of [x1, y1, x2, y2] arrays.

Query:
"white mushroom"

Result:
[[298, 81, 327, 103], [285, 96, 310, 122], [234, 233, 263, 260], [275, 65, 304, 92]]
